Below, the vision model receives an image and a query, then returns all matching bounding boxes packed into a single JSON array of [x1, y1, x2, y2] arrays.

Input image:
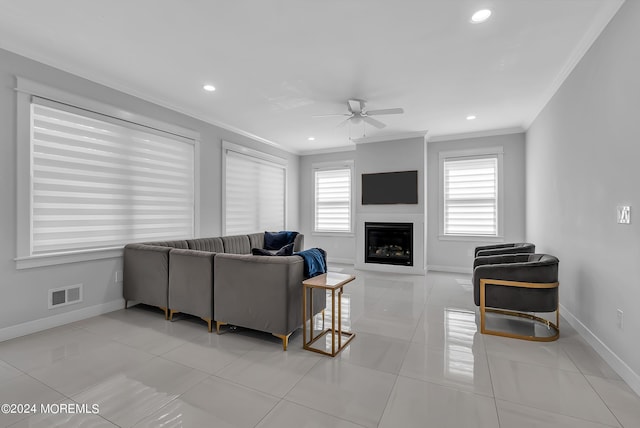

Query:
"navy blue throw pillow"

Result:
[[264, 231, 298, 250], [252, 248, 274, 256], [252, 242, 294, 256], [276, 242, 294, 256]]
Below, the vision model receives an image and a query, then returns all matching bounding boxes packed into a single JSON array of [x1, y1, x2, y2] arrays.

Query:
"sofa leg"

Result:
[[169, 310, 179, 321], [202, 317, 212, 333], [159, 307, 168, 320], [125, 300, 128, 310], [272, 333, 291, 351], [216, 321, 227, 334]]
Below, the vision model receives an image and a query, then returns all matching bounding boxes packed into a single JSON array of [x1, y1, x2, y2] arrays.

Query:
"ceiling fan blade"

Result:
[[348, 99, 363, 114], [312, 113, 351, 118], [363, 116, 386, 129], [336, 118, 351, 128], [365, 108, 404, 116]]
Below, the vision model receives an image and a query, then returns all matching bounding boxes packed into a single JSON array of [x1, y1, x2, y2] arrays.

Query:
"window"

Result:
[[440, 148, 503, 238], [15, 77, 199, 268], [223, 142, 286, 235], [30, 99, 195, 255], [314, 163, 353, 233]]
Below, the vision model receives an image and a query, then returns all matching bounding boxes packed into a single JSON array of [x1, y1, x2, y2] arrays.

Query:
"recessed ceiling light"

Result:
[[466, 115, 477, 120], [203, 84, 216, 92], [308, 137, 315, 141], [471, 9, 492, 23]]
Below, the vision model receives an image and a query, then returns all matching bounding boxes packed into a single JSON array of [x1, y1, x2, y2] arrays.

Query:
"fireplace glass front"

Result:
[[365, 222, 413, 266]]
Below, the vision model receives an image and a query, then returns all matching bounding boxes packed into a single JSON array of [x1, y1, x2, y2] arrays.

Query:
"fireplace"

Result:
[[365, 222, 413, 266]]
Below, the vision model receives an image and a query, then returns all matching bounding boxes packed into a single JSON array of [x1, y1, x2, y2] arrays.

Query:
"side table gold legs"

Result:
[[302, 273, 355, 357]]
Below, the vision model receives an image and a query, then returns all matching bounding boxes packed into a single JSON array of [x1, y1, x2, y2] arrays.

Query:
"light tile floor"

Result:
[[0, 268, 638, 427]]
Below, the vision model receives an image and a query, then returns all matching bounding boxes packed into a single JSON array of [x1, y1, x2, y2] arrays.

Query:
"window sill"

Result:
[[312, 231, 355, 238], [15, 247, 124, 269], [438, 235, 505, 243]]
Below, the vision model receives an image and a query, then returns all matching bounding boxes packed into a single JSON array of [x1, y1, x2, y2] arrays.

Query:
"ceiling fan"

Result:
[[313, 99, 404, 129]]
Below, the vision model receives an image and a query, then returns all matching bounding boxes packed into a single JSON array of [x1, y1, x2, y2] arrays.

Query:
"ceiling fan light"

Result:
[[471, 9, 492, 23]]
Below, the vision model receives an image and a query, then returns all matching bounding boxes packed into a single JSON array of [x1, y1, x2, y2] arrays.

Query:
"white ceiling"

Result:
[[0, 0, 624, 154]]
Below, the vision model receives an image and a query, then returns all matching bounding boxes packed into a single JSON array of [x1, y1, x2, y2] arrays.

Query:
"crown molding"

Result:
[[524, 0, 625, 129], [298, 144, 356, 156], [351, 130, 429, 145], [428, 127, 525, 143], [0, 43, 299, 155]]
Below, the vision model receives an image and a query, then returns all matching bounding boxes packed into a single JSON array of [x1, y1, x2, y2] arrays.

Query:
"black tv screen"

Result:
[[362, 170, 418, 205]]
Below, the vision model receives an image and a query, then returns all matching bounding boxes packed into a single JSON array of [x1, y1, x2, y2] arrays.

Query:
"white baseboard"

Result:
[[0, 299, 125, 343], [560, 304, 640, 396], [427, 265, 472, 274], [327, 257, 355, 265]]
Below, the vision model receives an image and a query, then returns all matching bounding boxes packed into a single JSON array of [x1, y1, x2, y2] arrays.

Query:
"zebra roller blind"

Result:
[[314, 167, 352, 232], [30, 98, 195, 255], [443, 156, 498, 236], [224, 147, 286, 235]]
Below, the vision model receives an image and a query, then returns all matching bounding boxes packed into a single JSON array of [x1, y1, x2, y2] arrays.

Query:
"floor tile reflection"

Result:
[[0, 268, 637, 428]]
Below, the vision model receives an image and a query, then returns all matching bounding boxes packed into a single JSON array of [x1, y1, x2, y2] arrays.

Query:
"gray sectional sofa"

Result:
[[123, 232, 324, 350]]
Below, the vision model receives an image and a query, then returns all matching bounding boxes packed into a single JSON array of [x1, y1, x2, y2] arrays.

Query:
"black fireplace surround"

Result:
[[365, 222, 413, 266]]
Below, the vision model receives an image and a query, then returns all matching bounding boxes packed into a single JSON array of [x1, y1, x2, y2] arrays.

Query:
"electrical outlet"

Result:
[[115, 270, 123, 283], [616, 309, 624, 329], [617, 206, 631, 224]]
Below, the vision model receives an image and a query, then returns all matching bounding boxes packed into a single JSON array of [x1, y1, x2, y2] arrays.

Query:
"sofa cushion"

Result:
[[248, 232, 265, 250], [221, 235, 251, 254], [264, 231, 299, 250], [143, 240, 189, 249], [187, 237, 224, 252]]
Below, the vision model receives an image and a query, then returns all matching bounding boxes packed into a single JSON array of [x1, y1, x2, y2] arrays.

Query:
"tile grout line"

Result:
[[583, 375, 626, 428]]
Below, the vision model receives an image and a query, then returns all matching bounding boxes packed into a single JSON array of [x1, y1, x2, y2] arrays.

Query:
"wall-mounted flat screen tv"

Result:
[[362, 170, 418, 205]]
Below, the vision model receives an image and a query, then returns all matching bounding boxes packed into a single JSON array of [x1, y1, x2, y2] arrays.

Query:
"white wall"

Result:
[[526, 0, 640, 391], [427, 133, 526, 272], [355, 137, 427, 274], [299, 149, 357, 264], [299, 135, 428, 271], [0, 48, 299, 338]]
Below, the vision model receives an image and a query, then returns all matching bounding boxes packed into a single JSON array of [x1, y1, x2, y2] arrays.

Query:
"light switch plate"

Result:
[[617, 206, 631, 224]]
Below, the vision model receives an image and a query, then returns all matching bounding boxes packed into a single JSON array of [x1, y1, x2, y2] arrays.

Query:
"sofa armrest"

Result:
[[214, 253, 308, 336], [293, 234, 304, 252], [123, 244, 171, 308]]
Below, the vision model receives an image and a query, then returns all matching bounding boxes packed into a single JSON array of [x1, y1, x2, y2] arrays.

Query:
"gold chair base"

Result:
[[480, 278, 559, 342]]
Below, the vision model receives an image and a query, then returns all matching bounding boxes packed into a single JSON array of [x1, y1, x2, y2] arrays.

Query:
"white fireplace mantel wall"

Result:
[[354, 135, 427, 275]]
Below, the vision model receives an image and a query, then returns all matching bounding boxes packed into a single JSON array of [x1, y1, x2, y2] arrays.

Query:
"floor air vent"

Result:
[[48, 284, 83, 309]]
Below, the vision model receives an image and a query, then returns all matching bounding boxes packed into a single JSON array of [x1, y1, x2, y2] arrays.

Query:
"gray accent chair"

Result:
[[472, 253, 559, 341], [474, 242, 535, 257]]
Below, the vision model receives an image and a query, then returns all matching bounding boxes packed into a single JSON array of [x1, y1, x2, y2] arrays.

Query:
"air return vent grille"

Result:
[[48, 284, 83, 309]]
